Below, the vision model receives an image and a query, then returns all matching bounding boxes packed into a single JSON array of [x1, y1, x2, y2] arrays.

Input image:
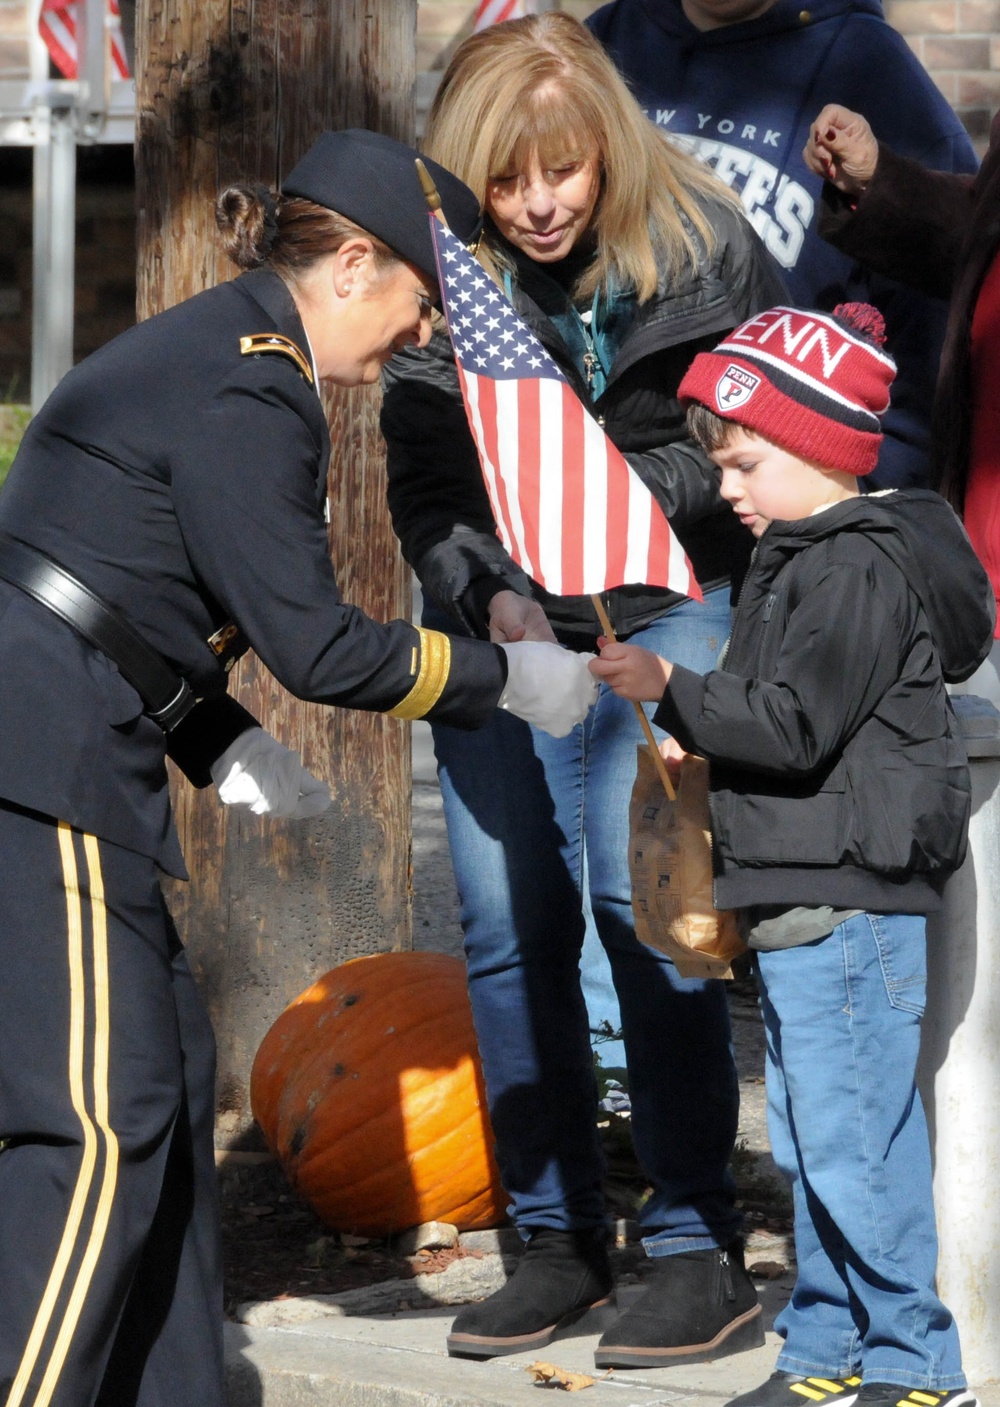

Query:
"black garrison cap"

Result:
[[282, 129, 482, 281]]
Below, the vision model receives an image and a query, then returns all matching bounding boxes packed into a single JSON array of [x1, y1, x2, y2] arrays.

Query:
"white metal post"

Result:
[[919, 700, 1000, 1386], [27, 0, 49, 82], [30, 99, 77, 413], [76, 0, 111, 141]]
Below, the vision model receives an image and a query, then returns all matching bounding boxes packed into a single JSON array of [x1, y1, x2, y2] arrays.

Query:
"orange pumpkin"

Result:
[[250, 950, 507, 1236]]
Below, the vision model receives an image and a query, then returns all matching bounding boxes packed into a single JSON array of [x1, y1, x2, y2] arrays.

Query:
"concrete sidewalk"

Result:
[[225, 1278, 784, 1407], [225, 1278, 1000, 1407], [222, 719, 999, 1403]]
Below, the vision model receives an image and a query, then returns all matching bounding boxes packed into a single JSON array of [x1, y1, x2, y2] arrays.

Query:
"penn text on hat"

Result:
[[678, 303, 897, 476], [282, 129, 482, 283]]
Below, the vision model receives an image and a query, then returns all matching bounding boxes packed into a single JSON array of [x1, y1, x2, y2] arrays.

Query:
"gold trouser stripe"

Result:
[[7, 826, 119, 1407], [387, 628, 452, 720], [35, 835, 119, 1407]]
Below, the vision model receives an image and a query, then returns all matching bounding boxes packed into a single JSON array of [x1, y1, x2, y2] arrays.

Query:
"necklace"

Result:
[[578, 306, 600, 391]]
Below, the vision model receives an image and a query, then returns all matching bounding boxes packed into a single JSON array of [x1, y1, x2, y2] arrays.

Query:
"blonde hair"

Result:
[[424, 12, 737, 304]]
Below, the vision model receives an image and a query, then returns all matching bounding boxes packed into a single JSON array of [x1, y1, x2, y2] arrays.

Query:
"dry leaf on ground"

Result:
[[526, 1361, 598, 1391]]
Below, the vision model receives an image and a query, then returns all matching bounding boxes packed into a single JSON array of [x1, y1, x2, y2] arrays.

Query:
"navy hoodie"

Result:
[[587, 0, 978, 488]]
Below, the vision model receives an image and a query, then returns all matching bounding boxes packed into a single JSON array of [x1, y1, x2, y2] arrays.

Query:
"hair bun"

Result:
[[215, 183, 280, 270], [832, 301, 887, 348], [254, 184, 279, 256]]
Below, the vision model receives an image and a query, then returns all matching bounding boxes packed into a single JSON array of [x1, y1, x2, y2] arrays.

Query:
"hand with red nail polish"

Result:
[[803, 104, 879, 196]]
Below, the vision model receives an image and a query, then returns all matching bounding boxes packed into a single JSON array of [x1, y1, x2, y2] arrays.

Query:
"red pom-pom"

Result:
[[832, 301, 887, 348]]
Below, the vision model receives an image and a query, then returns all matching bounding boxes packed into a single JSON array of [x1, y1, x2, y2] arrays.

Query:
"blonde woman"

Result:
[[381, 15, 785, 1368]]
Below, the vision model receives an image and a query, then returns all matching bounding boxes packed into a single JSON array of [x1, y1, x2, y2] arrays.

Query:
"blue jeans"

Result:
[[757, 914, 965, 1388], [427, 593, 741, 1250]]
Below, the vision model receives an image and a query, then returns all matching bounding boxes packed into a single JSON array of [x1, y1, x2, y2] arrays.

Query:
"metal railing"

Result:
[[1, 0, 135, 412]]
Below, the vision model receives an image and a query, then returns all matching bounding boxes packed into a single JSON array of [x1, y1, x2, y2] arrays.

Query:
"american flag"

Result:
[[473, 0, 532, 29], [39, 0, 130, 80], [430, 217, 701, 601]]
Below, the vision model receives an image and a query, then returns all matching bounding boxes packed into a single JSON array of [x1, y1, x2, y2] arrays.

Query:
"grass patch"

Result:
[[0, 405, 30, 490]]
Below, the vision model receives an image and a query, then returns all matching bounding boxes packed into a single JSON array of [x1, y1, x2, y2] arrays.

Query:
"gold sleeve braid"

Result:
[[387, 628, 452, 720]]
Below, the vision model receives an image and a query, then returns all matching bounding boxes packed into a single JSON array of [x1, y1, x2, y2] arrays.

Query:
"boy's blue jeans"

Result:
[[757, 913, 965, 1388], [427, 594, 742, 1249]]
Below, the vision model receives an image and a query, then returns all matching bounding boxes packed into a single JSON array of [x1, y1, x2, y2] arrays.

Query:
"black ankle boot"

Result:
[[594, 1239, 764, 1368], [446, 1227, 614, 1359]]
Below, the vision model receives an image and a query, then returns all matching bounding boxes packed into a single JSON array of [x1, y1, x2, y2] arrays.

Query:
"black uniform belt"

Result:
[[0, 533, 195, 731]]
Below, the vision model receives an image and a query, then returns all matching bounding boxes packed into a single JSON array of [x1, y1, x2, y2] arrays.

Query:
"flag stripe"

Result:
[[537, 381, 564, 598], [463, 370, 514, 561], [517, 378, 542, 589], [462, 370, 507, 554], [600, 415, 629, 593], [622, 468, 652, 587], [495, 380, 532, 579], [38, 9, 76, 77], [39, 0, 130, 80], [576, 398, 603, 597], [473, 0, 524, 30]]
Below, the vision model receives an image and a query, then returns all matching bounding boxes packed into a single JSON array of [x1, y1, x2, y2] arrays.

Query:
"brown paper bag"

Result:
[[628, 745, 746, 979]]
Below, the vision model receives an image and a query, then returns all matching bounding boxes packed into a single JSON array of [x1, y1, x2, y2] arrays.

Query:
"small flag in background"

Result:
[[473, 0, 532, 30], [39, 0, 130, 80], [429, 217, 701, 601]]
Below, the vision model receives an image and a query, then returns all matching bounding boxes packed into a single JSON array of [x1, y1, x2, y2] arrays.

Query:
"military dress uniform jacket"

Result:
[[0, 268, 506, 875]]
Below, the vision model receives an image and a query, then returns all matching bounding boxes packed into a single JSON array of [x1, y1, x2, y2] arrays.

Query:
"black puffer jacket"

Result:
[[655, 491, 995, 914], [381, 198, 786, 645]]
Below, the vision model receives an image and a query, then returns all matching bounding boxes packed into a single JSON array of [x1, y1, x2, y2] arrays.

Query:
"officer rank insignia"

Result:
[[239, 333, 314, 386]]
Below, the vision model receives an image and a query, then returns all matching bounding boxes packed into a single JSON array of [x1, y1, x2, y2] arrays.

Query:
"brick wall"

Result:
[[886, 0, 1000, 147], [0, 0, 32, 77]]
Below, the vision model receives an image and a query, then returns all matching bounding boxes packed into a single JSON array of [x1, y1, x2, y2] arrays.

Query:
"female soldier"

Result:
[[0, 128, 594, 1407], [381, 16, 785, 1368]]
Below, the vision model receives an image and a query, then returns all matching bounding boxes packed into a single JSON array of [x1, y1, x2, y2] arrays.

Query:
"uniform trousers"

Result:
[[0, 799, 223, 1407], [426, 597, 742, 1252]]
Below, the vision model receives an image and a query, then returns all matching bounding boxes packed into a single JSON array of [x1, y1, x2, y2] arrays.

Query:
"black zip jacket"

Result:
[[654, 492, 995, 913], [381, 197, 786, 645]]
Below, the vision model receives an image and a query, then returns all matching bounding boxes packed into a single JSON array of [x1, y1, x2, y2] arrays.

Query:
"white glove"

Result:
[[210, 727, 332, 819], [498, 642, 598, 737]]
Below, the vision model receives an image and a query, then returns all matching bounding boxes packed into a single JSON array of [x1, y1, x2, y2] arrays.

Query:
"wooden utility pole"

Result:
[[134, 0, 417, 1143]]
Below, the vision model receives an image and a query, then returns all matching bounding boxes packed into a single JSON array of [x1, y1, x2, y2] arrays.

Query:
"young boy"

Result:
[[590, 304, 993, 1407]]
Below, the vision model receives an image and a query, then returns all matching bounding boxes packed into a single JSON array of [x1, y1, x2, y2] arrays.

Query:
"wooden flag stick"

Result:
[[592, 594, 676, 801]]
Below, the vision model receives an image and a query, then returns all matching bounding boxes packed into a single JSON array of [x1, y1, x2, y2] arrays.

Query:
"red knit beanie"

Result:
[[678, 303, 896, 476]]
